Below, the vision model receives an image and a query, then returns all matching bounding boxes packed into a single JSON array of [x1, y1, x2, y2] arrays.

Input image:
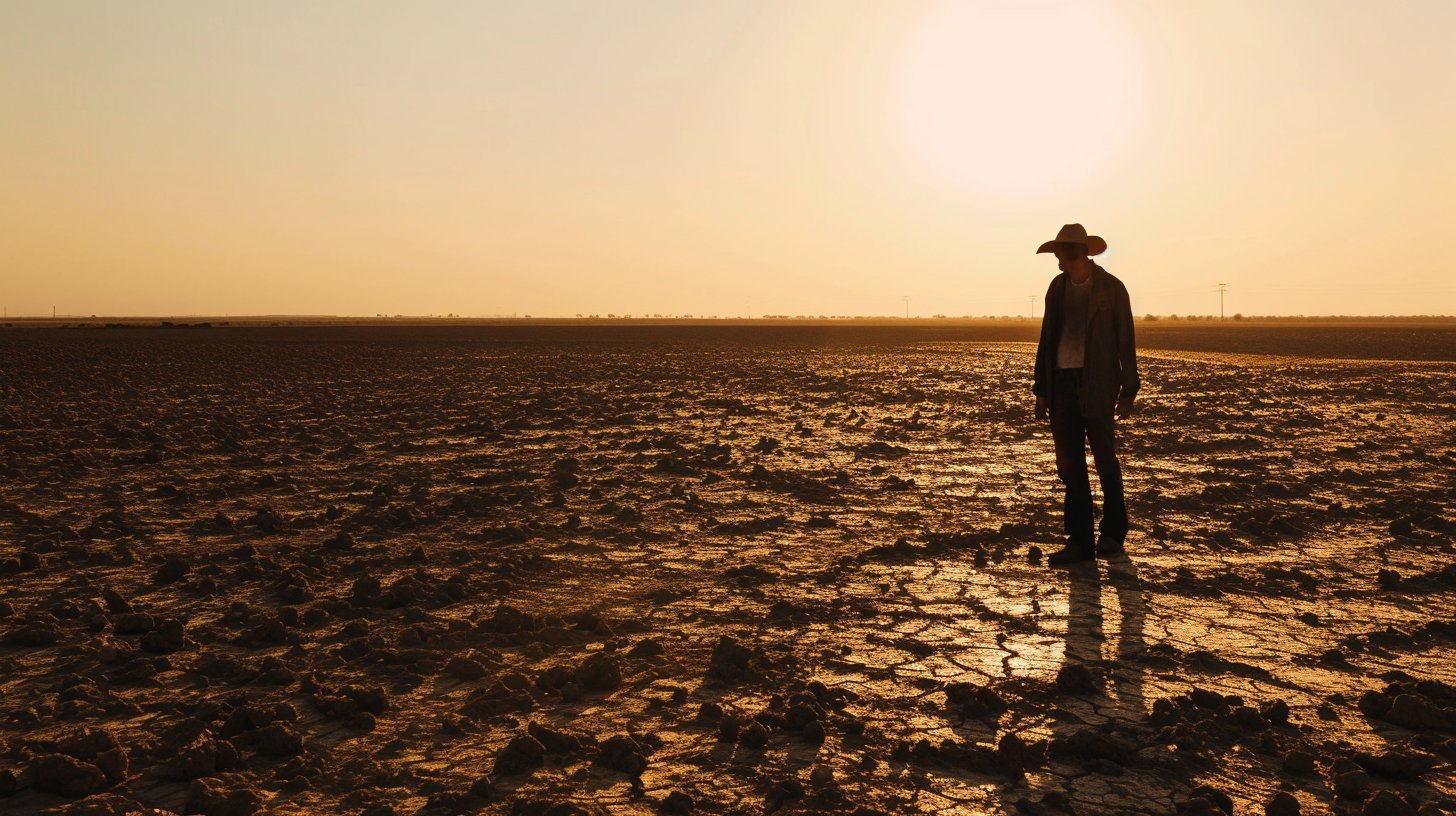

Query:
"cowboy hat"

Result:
[[1036, 223, 1107, 256]]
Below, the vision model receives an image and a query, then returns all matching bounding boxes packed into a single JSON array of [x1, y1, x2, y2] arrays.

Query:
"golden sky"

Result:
[[3, 1, 1454, 318]]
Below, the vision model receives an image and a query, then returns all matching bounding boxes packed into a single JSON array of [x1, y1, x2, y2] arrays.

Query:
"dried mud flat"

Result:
[[0, 326, 1453, 816]]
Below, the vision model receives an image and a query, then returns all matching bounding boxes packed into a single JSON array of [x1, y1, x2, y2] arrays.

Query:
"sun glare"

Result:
[[898, 0, 1142, 197]]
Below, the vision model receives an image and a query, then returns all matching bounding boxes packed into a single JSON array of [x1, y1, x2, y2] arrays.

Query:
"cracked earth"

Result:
[[0, 325, 1453, 816]]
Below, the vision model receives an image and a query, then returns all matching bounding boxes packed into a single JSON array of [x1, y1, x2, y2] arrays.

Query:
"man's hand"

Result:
[[1035, 395, 1048, 422], [1116, 395, 1137, 420]]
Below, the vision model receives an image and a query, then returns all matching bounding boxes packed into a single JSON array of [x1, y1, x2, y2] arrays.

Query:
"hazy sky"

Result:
[[4, 1, 1454, 318]]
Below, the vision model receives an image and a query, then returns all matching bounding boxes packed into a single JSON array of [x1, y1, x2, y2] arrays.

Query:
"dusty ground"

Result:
[[0, 325, 1453, 816]]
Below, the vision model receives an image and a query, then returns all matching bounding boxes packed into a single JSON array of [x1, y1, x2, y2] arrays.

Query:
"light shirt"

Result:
[[1057, 275, 1093, 369]]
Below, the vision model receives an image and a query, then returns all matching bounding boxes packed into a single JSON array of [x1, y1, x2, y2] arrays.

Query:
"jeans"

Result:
[[1050, 368, 1128, 548]]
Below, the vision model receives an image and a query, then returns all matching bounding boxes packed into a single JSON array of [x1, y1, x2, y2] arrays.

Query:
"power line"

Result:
[[1233, 285, 1455, 294]]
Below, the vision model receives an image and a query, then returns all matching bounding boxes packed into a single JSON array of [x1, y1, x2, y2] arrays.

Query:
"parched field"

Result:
[[0, 325, 1453, 816]]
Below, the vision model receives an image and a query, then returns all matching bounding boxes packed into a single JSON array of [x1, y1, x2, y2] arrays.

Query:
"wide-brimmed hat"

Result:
[[1036, 223, 1107, 256]]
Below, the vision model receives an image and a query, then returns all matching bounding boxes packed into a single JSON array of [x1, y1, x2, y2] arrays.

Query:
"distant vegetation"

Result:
[[1139, 314, 1452, 322]]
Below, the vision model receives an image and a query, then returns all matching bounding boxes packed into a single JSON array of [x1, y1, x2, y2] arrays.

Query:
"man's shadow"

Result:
[[1063, 557, 1147, 713], [1000, 559, 1151, 815]]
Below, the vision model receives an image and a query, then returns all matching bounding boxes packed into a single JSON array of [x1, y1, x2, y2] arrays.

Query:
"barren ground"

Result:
[[0, 325, 1453, 816]]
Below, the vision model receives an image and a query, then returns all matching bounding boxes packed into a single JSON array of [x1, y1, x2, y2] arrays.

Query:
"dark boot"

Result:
[[1096, 535, 1125, 558], [1048, 540, 1095, 566]]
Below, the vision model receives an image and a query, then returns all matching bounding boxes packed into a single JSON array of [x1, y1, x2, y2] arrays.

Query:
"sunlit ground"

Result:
[[0, 327, 1452, 816]]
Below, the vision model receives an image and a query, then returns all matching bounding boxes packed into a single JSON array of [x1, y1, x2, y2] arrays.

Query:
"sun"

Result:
[[898, 0, 1142, 197]]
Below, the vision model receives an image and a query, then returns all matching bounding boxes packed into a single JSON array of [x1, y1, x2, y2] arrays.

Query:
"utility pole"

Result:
[[1216, 283, 1227, 321], [1027, 295, 1037, 319], [903, 296, 910, 319]]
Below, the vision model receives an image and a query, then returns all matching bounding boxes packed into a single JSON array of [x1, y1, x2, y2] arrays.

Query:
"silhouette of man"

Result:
[[1032, 224, 1138, 564]]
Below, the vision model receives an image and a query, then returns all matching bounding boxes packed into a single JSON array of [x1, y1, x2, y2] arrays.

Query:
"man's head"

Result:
[[1052, 242, 1088, 273]]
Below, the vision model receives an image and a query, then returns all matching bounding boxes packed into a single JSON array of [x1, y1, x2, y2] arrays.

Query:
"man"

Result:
[[1031, 223, 1139, 565]]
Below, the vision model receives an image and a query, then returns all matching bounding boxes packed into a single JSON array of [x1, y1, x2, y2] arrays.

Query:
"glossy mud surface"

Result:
[[0, 327, 1453, 816]]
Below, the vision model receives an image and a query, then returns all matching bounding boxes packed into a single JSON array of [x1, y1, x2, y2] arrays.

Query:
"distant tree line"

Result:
[[1140, 314, 1453, 322]]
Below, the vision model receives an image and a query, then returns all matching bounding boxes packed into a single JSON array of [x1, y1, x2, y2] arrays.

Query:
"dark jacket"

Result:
[[1032, 262, 1139, 416]]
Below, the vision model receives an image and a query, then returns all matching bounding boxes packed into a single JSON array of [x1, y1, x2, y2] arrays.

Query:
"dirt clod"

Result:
[[575, 652, 622, 691], [662, 790, 694, 815], [1054, 663, 1098, 694], [596, 734, 650, 776], [1264, 790, 1301, 816], [31, 753, 108, 797], [494, 734, 547, 777], [183, 774, 262, 816]]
